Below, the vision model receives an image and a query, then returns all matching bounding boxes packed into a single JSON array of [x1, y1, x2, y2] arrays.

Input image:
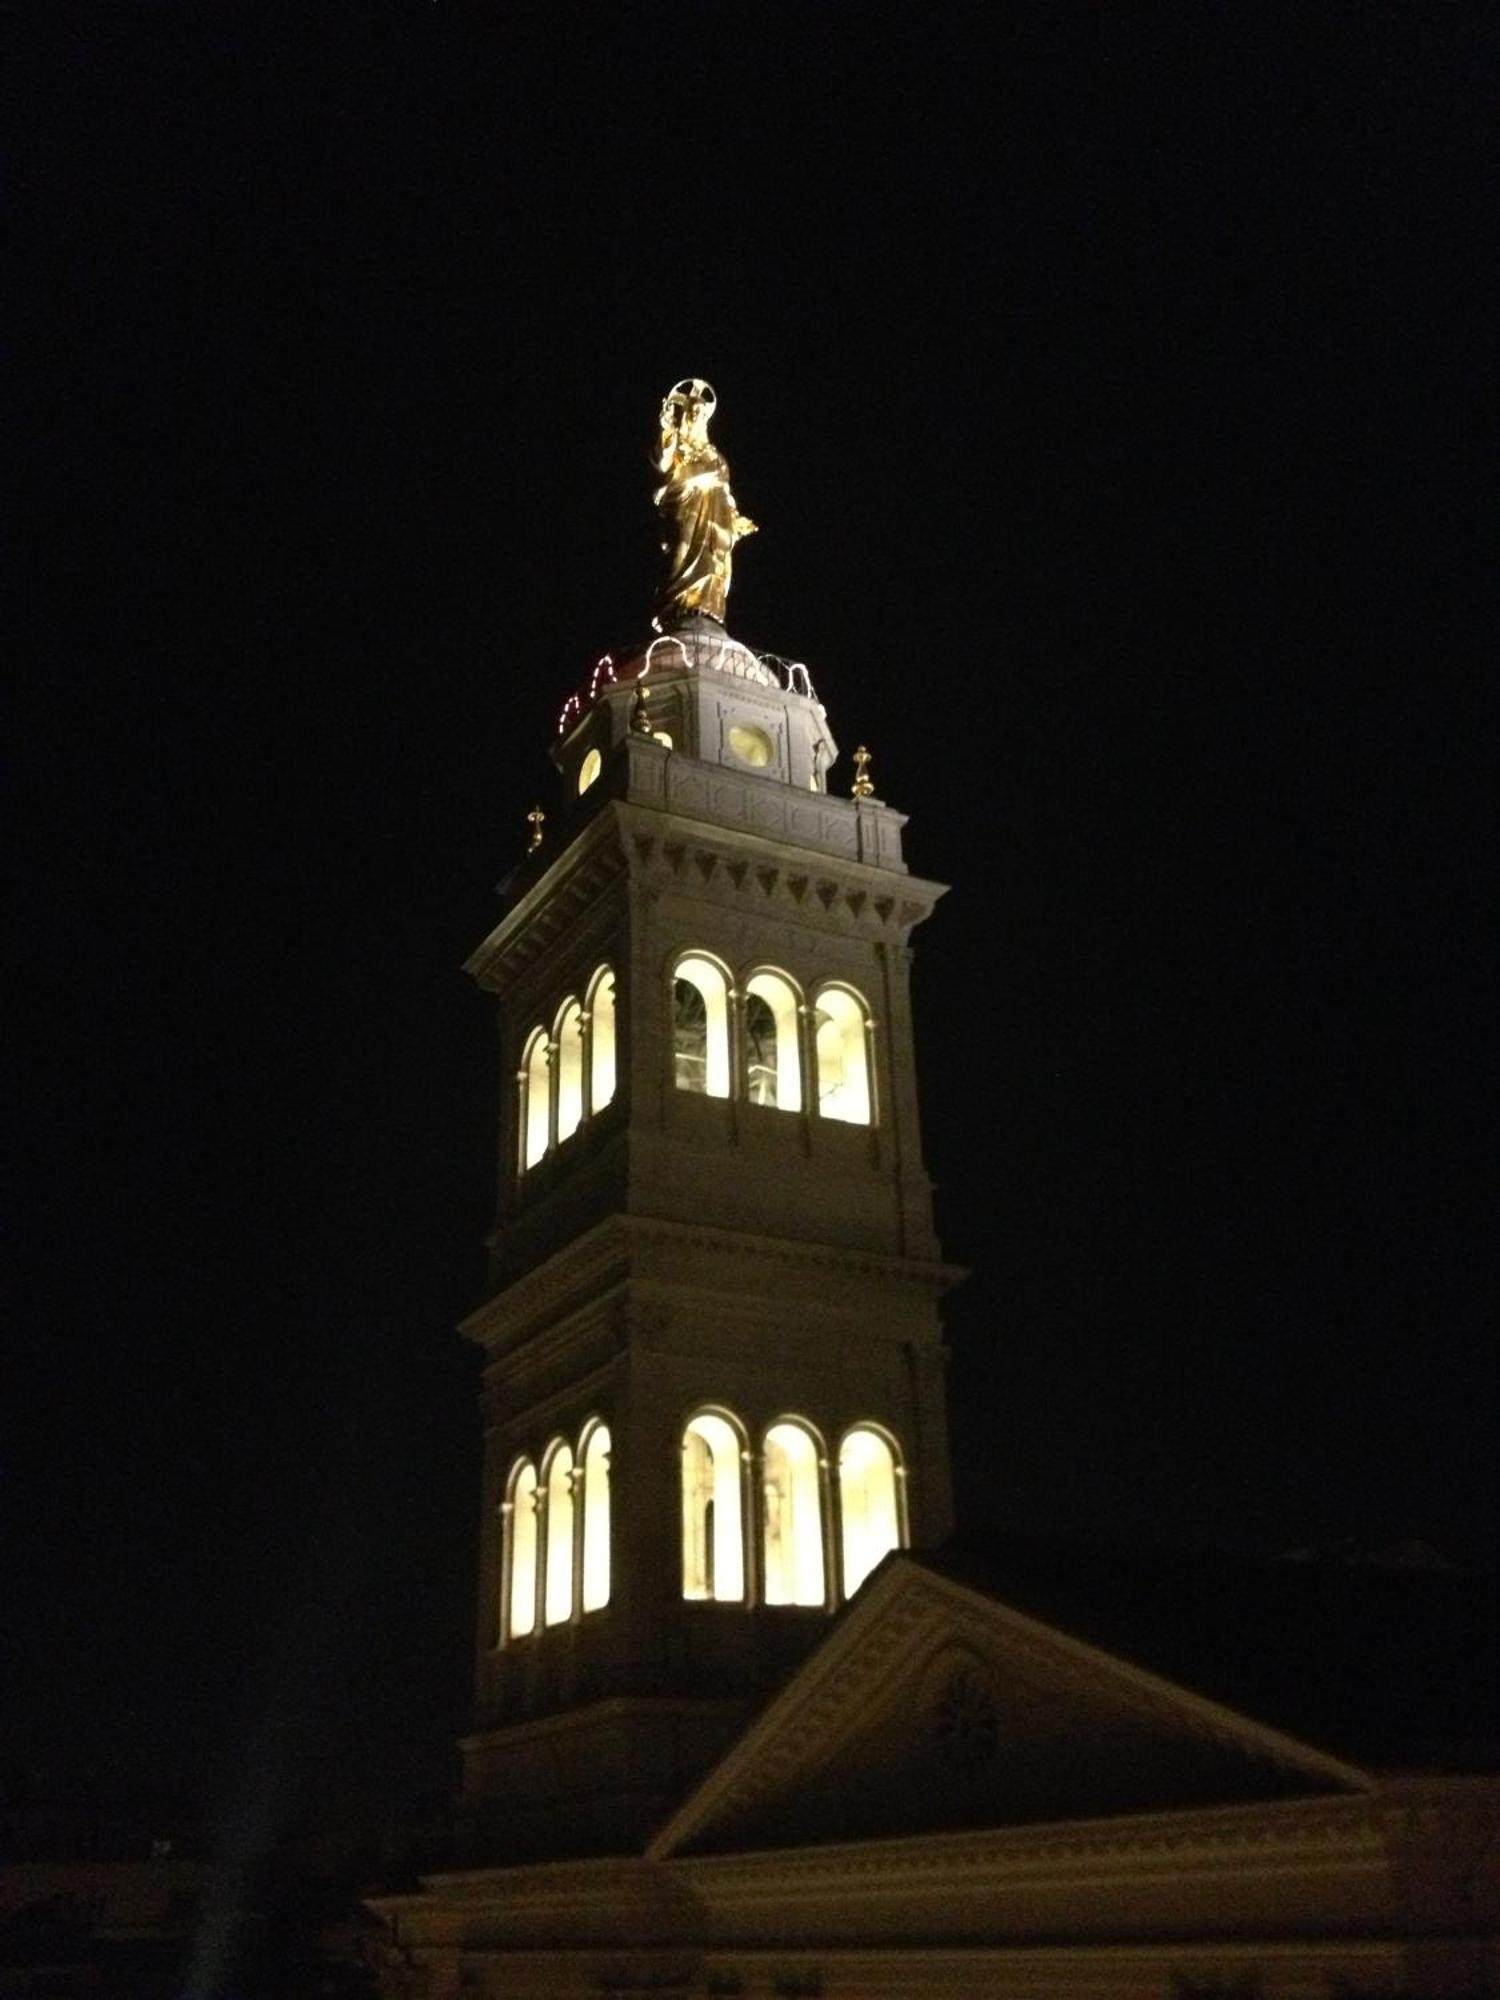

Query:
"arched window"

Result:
[[521, 1027, 550, 1170], [673, 954, 731, 1098], [838, 1426, 903, 1597], [555, 998, 584, 1144], [506, 1459, 538, 1641], [580, 1421, 611, 1613], [743, 970, 802, 1112], [681, 1411, 745, 1602], [814, 986, 872, 1125], [543, 1442, 575, 1626], [588, 968, 616, 1113], [762, 1420, 826, 1607]]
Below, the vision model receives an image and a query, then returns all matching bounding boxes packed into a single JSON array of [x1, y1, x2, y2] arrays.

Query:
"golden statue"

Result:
[[652, 379, 756, 630]]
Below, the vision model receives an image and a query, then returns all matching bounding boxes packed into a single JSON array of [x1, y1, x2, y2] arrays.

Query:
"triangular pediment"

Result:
[[649, 1558, 1374, 1858]]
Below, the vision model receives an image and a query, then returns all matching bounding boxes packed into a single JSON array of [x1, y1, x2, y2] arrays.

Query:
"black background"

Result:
[[9, 4, 1496, 1844]]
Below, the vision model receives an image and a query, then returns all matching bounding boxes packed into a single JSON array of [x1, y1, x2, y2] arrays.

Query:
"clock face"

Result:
[[577, 748, 602, 794], [728, 722, 774, 769]]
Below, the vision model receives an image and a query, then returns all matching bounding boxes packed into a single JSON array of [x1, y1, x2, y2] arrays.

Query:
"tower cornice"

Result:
[[466, 788, 947, 997], [460, 1211, 967, 1356]]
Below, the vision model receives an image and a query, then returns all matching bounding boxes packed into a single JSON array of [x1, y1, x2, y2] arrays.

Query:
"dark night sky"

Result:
[[9, 5, 1497, 1839]]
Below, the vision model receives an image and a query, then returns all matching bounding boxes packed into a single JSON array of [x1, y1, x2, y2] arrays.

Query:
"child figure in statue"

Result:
[[652, 379, 756, 631]]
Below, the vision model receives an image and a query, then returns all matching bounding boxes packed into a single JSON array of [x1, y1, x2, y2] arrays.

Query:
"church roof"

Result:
[[920, 1532, 1500, 1774]]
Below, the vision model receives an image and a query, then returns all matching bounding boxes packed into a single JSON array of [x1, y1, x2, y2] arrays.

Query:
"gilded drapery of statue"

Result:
[[652, 379, 756, 630]]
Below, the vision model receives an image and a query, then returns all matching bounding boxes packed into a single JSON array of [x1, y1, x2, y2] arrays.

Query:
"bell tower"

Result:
[[457, 386, 959, 1863]]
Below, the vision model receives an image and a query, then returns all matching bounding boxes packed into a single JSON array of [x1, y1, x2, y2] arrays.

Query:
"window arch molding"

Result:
[[518, 1026, 551, 1172], [577, 1416, 612, 1615], [552, 995, 585, 1145], [501, 1455, 540, 1644], [584, 964, 617, 1117], [760, 1414, 831, 1609], [835, 1421, 907, 1599], [515, 962, 619, 1177], [680, 1404, 749, 1603], [740, 965, 806, 1113], [670, 950, 735, 1100], [539, 1437, 576, 1628], [811, 981, 876, 1126]]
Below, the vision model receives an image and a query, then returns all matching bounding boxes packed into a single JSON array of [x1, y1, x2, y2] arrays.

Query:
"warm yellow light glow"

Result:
[[763, 1421, 825, 1607], [652, 730, 674, 749], [839, 1426, 901, 1596], [728, 721, 773, 768], [544, 1443, 574, 1626], [744, 970, 802, 1112], [681, 1412, 744, 1601], [581, 1423, 610, 1612], [673, 955, 731, 1098], [522, 1028, 550, 1169], [589, 968, 616, 1112], [555, 1000, 583, 1143], [815, 986, 872, 1125], [578, 747, 602, 794], [507, 1460, 538, 1640]]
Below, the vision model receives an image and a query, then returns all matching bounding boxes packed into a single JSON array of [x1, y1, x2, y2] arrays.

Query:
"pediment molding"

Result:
[[648, 1562, 1376, 1860], [674, 1789, 1394, 1897]]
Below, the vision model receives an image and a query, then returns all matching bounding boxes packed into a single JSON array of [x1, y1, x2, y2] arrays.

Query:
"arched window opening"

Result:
[[522, 1028, 550, 1170], [543, 1443, 575, 1626], [838, 1427, 902, 1597], [681, 1412, 745, 1601], [814, 987, 872, 1126], [581, 1422, 611, 1613], [673, 955, 730, 1099], [506, 1459, 538, 1641], [589, 968, 616, 1113], [744, 971, 802, 1112], [762, 1421, 826, 1607], [555, 999, 584, 1144]]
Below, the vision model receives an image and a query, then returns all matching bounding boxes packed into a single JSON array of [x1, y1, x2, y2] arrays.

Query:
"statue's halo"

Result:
[[667, 377, 716, 415]]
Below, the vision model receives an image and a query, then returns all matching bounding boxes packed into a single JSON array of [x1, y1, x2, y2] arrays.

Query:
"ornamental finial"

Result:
[[526, 805, 545, 852], [851, 745, 875, 799]]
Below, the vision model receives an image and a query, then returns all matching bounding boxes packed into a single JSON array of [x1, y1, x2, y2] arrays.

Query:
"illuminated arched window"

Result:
[[673, 954, 731, 1098], [681, 1411, 745, 1602], [588, 967, 616, 1114], [814, 986, 872, 1125], [506, 1458, 538, 1641], [838, 1426, 903, 1597], [743, 970, 802, 1112], [555, 998, 584, 1144], [762, 1420, 826, 1607], [543, 1441, 575, 1626], [521, 1027, 550, 1170], [580, 1421, 611, 1613]]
